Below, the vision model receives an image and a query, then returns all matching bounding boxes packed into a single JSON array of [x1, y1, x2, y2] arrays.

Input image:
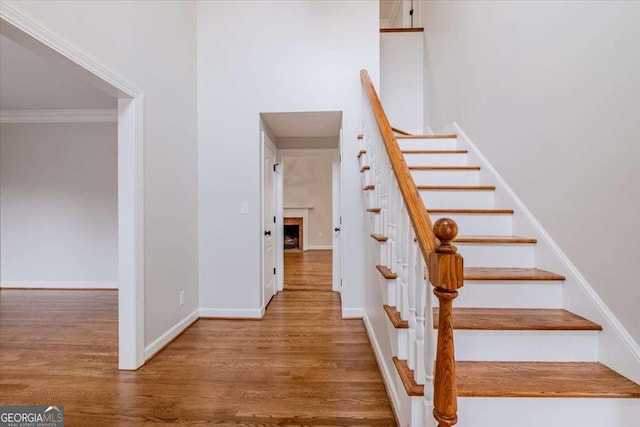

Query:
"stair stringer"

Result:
[[363, 232, 410, 426], [443, 121, 640, 385]]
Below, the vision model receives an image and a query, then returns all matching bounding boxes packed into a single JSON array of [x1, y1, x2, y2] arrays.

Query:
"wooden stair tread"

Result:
[[384, 305, 408, 329], [413, 235, 536, 244], [357, 149, 366, 158], [433, 308, 602, 331], [370, 234, 388, 242], [396, 134, 457, 139], [380, 28, 424, 33], [428, 208, 514, 214], [456, 361, 640, 398], [465, 267, 566, 281], [403, 149, 468, 154], [376, 265, 397, 280], [393, 360, 640, 398], [454, 235, 537, 244], [366, 208, 381, 213], [393, 357, 423, 396], [409, 166, 480, 171], [360, 165, 370, 172], [363, 184, 375, 191], [418, 185, 495, 191]]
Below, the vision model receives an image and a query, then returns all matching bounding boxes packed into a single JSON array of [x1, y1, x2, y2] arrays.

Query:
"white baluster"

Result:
[[407, 228, 417, 371]]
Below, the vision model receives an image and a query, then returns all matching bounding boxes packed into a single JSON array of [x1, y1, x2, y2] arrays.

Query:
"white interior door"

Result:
[[263, 134, 277, 307], [332, 131, 343, 293]]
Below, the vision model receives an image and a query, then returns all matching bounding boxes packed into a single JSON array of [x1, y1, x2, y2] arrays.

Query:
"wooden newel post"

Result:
[[429, 218, 464, 427]]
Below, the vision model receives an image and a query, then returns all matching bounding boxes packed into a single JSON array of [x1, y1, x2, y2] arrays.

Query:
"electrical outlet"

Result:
[[179, 291, 185, 306]]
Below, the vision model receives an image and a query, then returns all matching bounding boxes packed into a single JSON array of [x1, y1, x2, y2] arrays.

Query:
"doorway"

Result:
[[260, 111, 343, 305], [0, 12, 144, 369]]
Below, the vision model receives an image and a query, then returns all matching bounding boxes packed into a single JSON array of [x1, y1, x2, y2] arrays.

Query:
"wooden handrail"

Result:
[[361, 69, 463, 426], [360, 69, 438, 261]]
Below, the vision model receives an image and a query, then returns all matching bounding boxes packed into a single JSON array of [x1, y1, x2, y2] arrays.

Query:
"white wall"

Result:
[[0, 122, 117, 287], [419, 1, 640, 343], [283, 151, 334, 248], [198, 0, 379, 316], [380, 32, 424, 133], [4, 0, 200, 347]]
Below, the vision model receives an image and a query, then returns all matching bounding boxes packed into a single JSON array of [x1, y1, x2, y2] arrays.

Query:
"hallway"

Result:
[[0, 276, 395, 425], [284, 249, 333, 292]]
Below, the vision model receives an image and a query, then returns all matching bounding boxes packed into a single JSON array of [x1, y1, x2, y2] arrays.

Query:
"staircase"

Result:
[[358, 71, 640, 426]]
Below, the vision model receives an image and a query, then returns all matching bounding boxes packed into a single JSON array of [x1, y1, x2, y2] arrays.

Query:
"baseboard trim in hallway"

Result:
[[342, 307, 365, 319], [144, 308, 200, 361], [199, 307, 265, 319]]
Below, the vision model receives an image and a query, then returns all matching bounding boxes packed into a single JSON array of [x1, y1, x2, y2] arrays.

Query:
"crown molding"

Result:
[[0, 109, 117, 123]]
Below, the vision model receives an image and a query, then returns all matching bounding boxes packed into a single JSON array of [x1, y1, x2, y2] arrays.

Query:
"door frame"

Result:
[[261, 131, 278, 312], [332, 129, 343, 293], [1, 5, 145, 370], [276, 148, 342, 293]]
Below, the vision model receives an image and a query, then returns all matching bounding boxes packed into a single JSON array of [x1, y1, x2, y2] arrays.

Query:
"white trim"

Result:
[[0, 2, 141, 98], [308, 245, 333, 250], [144, 309, 199, 361], [363, 313, 405, 426], [342, 307, 364, 319], [0, 281, 118, 289], [199, 308, 264, 319], [0, 109, 117, 124], [279, 148, 338, 156], [0, 3, 146, 370], [117, 97, 145, 370], [449, 121, 640, 383]]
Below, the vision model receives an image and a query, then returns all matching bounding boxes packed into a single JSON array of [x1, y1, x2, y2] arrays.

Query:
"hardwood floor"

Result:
[[284, 249, 333, 292], [0, 287, 395, 426]]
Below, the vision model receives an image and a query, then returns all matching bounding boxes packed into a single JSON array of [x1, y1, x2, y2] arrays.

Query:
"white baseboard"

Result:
[[363, 313, 405, 427], [307, 245, 333, 250], [0, 281, 118, 289], [199, 307, 264, 319], [144, 309, 199, 361], [342, 307, 364, 319]]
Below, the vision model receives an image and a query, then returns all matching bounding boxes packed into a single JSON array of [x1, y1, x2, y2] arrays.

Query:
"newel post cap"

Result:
[[429, 218, 464, 290]]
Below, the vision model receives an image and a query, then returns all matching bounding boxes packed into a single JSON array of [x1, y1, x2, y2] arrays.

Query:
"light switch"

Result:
[[240, 202, 249, 215]]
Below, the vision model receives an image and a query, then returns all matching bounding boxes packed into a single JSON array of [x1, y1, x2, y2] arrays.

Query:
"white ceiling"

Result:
[[261, 111, 342, 139], [0, 34, 116, 110]]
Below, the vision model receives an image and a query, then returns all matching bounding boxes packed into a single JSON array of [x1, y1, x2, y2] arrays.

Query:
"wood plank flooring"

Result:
[[0, 260, 394, 425], [284, 249, 333, 292]]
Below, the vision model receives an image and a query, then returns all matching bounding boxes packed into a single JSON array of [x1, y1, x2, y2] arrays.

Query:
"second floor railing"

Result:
[[360, 69, 464, 426]]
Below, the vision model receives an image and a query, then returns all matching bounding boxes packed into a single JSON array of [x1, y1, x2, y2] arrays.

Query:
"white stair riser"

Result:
[[403, 153, 468, 166], [358, 154, 368, 168], [411, 169, 479, 186], [458, 397, 640, 427], [420, 190, 494, 209], [398, 138, 458, 150], [454, 330, 599, 362], [360, 170, 372, 186], [440, 281, 563, 309], [387, 280, 397, 307], [430, 213, 513, 236], [397, 328, 408, 360], [456, 243, 535, 268], [364, 190, 376, 209]]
